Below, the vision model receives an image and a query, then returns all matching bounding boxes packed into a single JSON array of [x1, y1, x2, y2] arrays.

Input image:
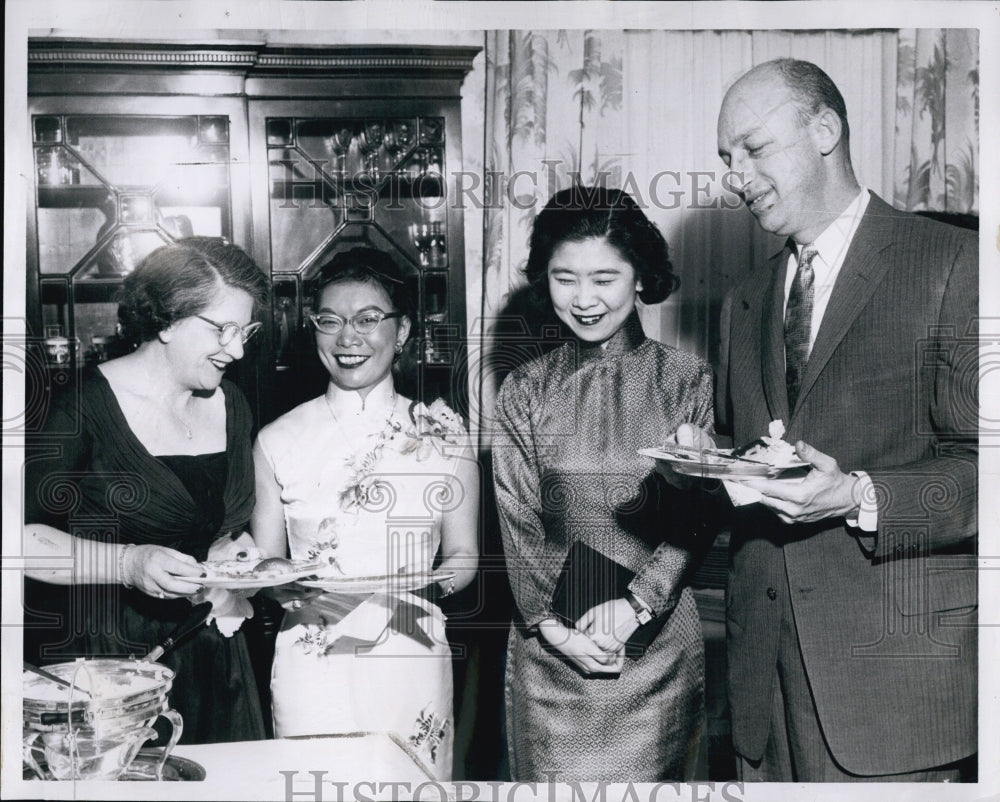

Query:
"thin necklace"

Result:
[[169, 400, 194, 439], [124, 386, 194, 439]]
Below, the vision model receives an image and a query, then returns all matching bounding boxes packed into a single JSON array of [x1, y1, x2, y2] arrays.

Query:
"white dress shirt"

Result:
[[784, 188, 877, 531], [783, 188, 870, 346]]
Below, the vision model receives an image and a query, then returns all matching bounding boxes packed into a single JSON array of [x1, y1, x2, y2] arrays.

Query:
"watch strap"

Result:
[[625, 590, 653, 626]]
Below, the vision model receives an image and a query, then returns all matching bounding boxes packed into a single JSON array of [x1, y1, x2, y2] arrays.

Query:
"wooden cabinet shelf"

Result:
[[36, 185, 112, 209], [37, 184, 229, 209], [268, 174, 444, 204]]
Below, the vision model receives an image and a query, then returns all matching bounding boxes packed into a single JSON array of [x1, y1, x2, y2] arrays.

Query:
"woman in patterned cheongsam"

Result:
[[493, 187, 715, 781]]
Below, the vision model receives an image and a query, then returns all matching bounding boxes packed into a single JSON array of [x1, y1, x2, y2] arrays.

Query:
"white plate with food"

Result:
[[198, 558, 324, 590], [299, 570, 456, 595], [638, 444, 810, 478]]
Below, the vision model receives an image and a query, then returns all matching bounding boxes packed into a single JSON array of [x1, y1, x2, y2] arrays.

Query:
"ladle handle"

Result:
[[23, 661, 91, 697], [143, 601, 213, 662]]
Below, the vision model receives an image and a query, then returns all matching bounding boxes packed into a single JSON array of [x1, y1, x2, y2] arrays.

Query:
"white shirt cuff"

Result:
[[846, 470, 878, 531]]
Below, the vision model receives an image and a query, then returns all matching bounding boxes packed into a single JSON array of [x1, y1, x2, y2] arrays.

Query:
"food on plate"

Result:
[[737, 420, 800, 467], [200, 558, 259, 580], [200, 557, 316, 581], [24, 665, 160, 703]]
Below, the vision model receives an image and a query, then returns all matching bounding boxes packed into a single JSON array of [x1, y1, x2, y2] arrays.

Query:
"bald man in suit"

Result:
[[676, 58, 977, 782]]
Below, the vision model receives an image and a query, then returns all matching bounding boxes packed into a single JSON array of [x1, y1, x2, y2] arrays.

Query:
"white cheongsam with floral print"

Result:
[[257, 376, 466, 779]]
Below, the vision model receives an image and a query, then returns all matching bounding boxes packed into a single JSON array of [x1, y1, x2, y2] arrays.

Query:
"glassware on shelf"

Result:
[[358, 121, 384, 181], [418, 117, 444, 146], [324, 126, 353, 178], [428, 221, 448, 269], [88, 334, 112, 364], [44, 335, 73, 367], [383, 120, 415, 178], [36, 146, 79, 186], [409, 222, 432, 268], [423, 147, 443, 177]]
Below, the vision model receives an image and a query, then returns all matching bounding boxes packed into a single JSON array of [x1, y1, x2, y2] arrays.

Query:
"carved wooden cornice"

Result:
[[254, 47, 481, 76], [28, 40, 480, 80], [28, 41, 261, 70]]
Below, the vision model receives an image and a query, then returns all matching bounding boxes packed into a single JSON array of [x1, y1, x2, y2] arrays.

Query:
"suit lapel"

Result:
[[793, 195, 898, 415], [761, 245, 792, 424]]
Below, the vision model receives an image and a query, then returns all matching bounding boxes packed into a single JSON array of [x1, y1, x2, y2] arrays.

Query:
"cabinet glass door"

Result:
[[260, 114, 458, 415], [32, 113, 233, 366]]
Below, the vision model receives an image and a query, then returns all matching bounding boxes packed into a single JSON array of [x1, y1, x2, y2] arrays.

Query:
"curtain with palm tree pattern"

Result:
[[894, 29, 979, 213]]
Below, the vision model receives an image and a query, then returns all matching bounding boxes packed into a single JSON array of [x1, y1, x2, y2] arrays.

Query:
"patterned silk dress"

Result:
[[493, 312, 714, 781]]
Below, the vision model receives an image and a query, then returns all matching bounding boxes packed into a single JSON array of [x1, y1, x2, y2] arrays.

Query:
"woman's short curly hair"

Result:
[[309, 247, 417, 330], [117, 237, 270, 345], [524, 186, 679, 305]]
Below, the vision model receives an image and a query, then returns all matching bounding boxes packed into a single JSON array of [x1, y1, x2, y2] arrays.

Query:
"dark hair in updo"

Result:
[[524, 186, 679, 305], [310, 247, 416, 328], [117, 237, 269, 345]]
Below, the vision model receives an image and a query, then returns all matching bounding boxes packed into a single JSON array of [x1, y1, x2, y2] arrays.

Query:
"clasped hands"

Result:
[[660, 423, 861, 524], [538, 598, 640, 676]]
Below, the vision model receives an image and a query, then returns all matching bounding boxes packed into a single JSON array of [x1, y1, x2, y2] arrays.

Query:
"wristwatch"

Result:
[[625, 590, 653, 626]]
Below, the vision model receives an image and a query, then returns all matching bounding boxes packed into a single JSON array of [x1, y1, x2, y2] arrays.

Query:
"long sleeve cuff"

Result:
[[847, 470, 878, 532]]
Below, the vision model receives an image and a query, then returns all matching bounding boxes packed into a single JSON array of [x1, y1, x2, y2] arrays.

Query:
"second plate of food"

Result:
[[300, 570, 456, 595]]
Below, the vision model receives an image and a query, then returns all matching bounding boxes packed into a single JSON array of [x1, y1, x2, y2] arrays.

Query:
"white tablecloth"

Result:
[[16, 733, 437, 800]]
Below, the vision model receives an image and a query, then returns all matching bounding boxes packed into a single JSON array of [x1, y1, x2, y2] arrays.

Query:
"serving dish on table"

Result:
[[23, 746, 205, 781], [22, 658, 184, 781]]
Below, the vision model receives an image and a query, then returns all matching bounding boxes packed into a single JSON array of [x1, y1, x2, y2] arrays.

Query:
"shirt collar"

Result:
[[795, 188, 870, 265]]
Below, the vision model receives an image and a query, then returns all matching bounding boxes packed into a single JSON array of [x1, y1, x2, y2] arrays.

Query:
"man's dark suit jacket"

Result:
[[717, 193, 978, 775]]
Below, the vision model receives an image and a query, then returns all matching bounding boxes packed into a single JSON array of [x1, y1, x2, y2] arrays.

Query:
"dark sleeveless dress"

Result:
[[23, 369, 266, 744]]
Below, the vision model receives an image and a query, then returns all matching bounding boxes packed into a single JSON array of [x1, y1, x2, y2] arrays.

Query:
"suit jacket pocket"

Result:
[[893, 559, 977, 616]]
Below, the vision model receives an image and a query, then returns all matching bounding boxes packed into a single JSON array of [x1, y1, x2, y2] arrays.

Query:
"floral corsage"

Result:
[[399, 399, 465, 461]]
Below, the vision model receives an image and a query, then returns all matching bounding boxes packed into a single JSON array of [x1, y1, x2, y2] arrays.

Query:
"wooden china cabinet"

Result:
[[27, 39, 481, 427], [26, 38, 480, 735]]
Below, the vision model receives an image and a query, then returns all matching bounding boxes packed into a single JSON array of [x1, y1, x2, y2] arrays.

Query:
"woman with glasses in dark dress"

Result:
[[23, 237, 271, 744], [251, 247, 478, 779]]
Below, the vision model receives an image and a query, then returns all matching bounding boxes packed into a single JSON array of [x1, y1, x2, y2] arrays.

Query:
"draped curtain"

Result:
[[894, 29, 979, 213], [473, 28, 979, 442]]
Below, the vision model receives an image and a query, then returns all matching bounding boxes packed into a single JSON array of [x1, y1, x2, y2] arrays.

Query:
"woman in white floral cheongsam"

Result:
[[251, 248, 479, 779]]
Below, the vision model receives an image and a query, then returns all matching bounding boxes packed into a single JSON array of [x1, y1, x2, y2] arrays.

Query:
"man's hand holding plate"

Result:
[[737, 440, 861, 524]]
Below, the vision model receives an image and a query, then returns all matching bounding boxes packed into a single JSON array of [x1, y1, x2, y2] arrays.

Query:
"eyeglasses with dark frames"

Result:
[[196, 315, 263, 346], [307, 309, 403, 336]]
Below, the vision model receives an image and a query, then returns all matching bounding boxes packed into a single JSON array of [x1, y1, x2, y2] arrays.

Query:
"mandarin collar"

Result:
[[576, 310, 646, 363], [324, 374, 396, 419]]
